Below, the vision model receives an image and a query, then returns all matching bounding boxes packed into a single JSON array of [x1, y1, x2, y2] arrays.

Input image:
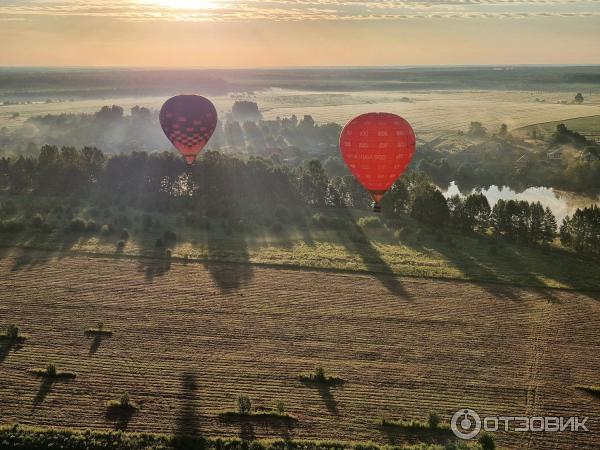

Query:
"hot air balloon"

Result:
[[340, 113, 415, 212], [160, 95, 218, 165]]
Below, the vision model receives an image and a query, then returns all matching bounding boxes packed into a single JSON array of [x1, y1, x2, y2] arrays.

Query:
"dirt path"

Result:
[[1, 249, 599, 449]]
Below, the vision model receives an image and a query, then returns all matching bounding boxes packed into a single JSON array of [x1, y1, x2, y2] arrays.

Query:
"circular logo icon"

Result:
[[451, 408, 482, 440]]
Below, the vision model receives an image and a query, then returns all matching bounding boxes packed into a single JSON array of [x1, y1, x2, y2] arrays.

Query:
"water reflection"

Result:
[[443, 181, 600, 223]]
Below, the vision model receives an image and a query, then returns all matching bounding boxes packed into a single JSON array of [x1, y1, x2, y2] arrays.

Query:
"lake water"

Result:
[[443, 182, 599, 223]]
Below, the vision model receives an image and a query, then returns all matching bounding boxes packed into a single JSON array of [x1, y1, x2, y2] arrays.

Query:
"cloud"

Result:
[[0, 0, 599, 21]]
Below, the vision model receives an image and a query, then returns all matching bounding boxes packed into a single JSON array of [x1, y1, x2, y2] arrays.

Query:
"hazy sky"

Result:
[[1, 0, 599, 67]]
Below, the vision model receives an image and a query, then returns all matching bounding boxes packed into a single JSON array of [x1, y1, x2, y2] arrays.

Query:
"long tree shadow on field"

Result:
[[300, 379, 343, 415], [424, 232, 565, 303], [34, 378, 54, 405], [200, 207, 254, 294], [0, 338, 24, 363], [336, 207, 412, 301], [174, 372, 201, 445]]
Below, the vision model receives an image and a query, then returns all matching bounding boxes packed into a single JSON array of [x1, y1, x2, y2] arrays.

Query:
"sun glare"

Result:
[[148, 0, 215, 9]]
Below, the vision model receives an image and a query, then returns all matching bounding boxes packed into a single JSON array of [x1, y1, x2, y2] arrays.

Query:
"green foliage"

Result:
[[1, 423, 451, 450], [1, 324, 20, 341], [311, 212, 348, 230], [0, 219, 25, 233], [560, 205, 600, 254], [427, 412, 441, 429], [357, 216, 384, 230], [237, 394, 251, 415], [299, 366, 344, 385], [477, 433, 495, 450], [69, 217, 86, 232], [106, 393, 138, 411]]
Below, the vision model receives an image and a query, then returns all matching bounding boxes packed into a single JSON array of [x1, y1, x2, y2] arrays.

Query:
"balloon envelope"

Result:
[[160, 95, 218, 165], [340, 112, 415, 205]]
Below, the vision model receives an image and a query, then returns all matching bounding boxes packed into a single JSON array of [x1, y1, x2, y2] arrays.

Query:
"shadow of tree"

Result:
[[176, 372, 200, 438], [0, 339, 23, 363], [300, 379, 344, 415], [105, 405, 136, 431], [88, 335, 103, 354], [335, 207, 412, 300], [34, 378, 54, 405]]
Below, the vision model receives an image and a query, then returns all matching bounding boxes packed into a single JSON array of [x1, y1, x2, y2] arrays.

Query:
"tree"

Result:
[[237, 395, 251, 415], [410, 186, 449, 227], [468, 122, 487, 137], [574, 93, 584, 104]]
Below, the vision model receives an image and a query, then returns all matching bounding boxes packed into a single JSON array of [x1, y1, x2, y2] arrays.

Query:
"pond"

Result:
[[442, 182, 600, 223]]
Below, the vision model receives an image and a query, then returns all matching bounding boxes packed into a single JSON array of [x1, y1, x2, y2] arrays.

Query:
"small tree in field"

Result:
[[237, 395, 251, 415], [575, 93, 584, 104]]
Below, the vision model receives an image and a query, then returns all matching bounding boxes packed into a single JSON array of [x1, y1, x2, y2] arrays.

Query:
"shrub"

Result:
[[116, 240, 126, 251], [299, 366, 344, 385], [69, 217, 86, 232], [276, 401, 286, 414], [1, 324, 20, 341], [311, 212, 347, 230], [106, 392, 138, 411], [478, 433, 495, 450], [46, 364, 57, 378], [100, 224, 113, 236], [428, 412, 441, 429], [357, 216, 384, 230], [30, 214, 44, 229], [0, 219, 25, 233], [237, 395, 251, 415], [120, 229, 130, 240]]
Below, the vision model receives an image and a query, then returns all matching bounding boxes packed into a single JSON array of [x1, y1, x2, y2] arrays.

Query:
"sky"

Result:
[[1, 0, 599, 67]]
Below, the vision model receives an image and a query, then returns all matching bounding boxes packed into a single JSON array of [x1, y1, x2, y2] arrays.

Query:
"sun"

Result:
[[148, 0, 215, 9]]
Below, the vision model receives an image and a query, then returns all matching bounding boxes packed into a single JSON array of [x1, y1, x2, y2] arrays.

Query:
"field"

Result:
[[517, 114, 600, 142], [1, 249, 600, 449], [2, 90, 600, 139]]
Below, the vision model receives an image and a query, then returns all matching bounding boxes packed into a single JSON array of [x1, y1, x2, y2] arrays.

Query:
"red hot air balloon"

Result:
[[340, 113, 416, 212], [160, 95, 218, 165]]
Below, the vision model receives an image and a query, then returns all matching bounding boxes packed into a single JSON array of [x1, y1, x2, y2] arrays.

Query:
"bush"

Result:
[[1, 324, 20, 341], [46, 364, 57, 378], [120, 229, 129, 240], [30, 214, 44, 229], [428, 412, 441, 429], [69, 217, 86, 232], [100, 224, 113, 236], [28, 364, 76, 379], [237, 395, 251, 415], [0, 219, 25, 233], [311, 212, 348, 230], [276, 401, 286, 414], [116, 240, 126, 251], [478, 433, 495, 450], [357, 216, 384, 230]]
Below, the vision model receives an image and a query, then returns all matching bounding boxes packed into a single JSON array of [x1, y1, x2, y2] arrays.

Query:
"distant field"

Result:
[[517, 115, 600, 142], [2, 90, 599, 138], [1, 250, 599, 449]]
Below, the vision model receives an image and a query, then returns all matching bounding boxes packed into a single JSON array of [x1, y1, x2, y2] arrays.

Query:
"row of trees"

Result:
[[1, 146, 598, 255]]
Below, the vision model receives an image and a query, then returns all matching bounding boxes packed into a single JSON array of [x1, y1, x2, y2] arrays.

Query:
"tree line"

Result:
[[0, 146, 598, 255]]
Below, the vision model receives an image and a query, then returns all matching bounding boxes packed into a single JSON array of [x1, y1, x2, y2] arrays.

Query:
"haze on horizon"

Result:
[[1, 0, 599, 67]]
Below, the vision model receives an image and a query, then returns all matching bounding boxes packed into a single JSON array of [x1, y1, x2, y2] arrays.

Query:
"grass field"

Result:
[[2, 206, 599, 291], [2, 90, 599, 137], [1, 249, 600, 449], [517, 114, 600, 142]]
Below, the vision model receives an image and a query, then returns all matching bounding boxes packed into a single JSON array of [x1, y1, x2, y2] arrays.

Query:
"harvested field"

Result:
[[1, 248, 600, 449]]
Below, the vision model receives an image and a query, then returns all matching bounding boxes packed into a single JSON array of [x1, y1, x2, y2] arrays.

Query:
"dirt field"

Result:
[[1, 248, 600, 449]]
